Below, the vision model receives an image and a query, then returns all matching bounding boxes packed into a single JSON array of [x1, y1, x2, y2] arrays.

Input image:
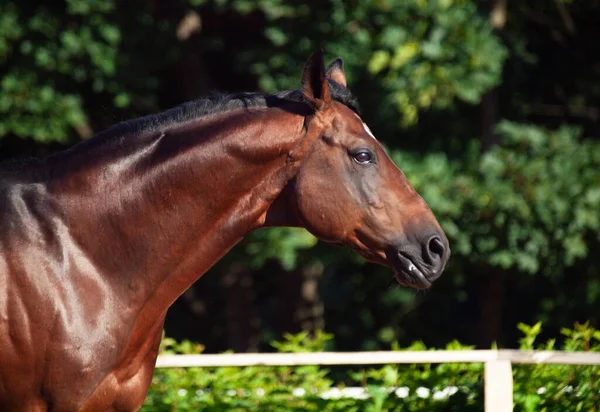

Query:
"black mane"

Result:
[[96, 79, 360, 141]]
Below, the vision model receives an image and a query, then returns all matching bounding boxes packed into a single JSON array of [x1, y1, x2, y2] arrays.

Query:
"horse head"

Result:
[[270, 51, 450, 289]]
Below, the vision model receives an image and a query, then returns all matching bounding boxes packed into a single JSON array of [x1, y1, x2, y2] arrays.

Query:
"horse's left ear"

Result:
[[326, 58, 347, 87], [301, 49, 332, 110]]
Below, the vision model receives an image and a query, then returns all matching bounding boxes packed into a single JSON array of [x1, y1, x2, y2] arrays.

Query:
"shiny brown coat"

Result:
[[0, 51, 449, 411]]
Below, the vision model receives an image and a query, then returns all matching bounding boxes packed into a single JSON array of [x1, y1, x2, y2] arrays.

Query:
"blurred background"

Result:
[[1, 0, 599, 354]]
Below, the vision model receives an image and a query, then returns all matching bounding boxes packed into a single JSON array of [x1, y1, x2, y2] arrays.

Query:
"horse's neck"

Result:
[[55, 108, 305, 323]]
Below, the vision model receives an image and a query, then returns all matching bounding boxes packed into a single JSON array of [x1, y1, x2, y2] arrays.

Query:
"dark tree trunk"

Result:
[[481, 89, 501, 150], [221, 263, 261, 352], [479, 271, 506, 348], [478, 0, 508, 348], [277, 263, 325, 334]]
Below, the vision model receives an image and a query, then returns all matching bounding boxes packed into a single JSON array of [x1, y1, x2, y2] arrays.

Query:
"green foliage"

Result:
[[0, 0, 505, 141], [365, 0, 507, 126], [144, 322, 600, 411], [271, 330, 334, 353], [243, 228, 318, 271], [227, 0, 506, 127], [144, 331, 343, 411], [0, 0, 179, 142], [144, 330, 482, 411], [513, 322, 600, 411]]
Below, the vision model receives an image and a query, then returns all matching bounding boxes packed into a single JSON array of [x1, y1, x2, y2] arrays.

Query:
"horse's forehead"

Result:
[[330, 103, 377, 141], [352, 113, 377, 140]]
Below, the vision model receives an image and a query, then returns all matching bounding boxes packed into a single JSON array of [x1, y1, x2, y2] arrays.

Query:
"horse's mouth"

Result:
[[388, 251, 432, 289], [347, 241, 434, 289]]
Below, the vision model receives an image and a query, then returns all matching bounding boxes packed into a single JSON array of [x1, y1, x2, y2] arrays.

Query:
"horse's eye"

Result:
[[352, 150, 372, 164]]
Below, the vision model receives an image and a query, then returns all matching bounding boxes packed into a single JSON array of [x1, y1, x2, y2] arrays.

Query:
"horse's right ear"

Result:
[[301, 49, 332, 110]]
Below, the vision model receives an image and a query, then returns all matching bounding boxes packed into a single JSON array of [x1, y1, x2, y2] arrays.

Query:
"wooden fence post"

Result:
[[484, 358, 513, 412]]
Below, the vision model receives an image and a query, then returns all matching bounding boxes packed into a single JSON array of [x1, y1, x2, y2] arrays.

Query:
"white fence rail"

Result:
[[155, 350, 600, 412]]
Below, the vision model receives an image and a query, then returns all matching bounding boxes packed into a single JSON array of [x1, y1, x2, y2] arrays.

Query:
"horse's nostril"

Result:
[[427, 236, 445, 261]]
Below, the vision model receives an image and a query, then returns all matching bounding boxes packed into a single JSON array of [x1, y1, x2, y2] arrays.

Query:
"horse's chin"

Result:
[[393, 266, 432, 289], [387, 250, 433, 289]]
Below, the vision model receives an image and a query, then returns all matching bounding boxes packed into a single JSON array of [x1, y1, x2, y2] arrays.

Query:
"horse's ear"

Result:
[[301, 49, 332, 110], [326, 58, 347, 87]]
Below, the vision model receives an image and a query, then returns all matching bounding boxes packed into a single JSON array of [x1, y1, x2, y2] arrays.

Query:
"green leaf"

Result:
[[368, 50, 390, 74]]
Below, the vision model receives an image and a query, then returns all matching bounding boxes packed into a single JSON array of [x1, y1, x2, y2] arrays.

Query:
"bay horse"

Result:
[[0, 50, 449, 411]]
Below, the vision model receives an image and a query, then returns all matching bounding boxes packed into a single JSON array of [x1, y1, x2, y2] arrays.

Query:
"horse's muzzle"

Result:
[[386, 234, 450, 289]]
